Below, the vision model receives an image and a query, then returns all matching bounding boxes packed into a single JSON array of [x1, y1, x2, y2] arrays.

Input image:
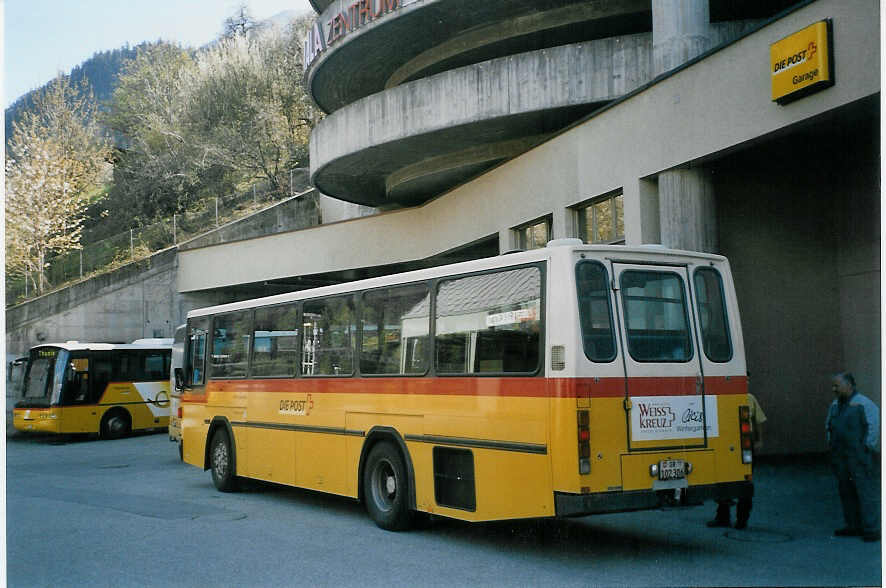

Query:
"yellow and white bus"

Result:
[[14, 340, 173, 438], [178, 240, 753, 530]]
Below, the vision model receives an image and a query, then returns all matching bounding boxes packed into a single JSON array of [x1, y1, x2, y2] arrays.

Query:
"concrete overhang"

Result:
[[310, 34, 654, 206], [309, 0, 332, 13], [179, 0, 879, 293], [305, 0, 651, 114]]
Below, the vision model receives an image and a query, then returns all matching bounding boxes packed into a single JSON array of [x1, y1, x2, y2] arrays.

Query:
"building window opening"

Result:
[[513, 216, 552, 251], [576, 191, 624, 244]]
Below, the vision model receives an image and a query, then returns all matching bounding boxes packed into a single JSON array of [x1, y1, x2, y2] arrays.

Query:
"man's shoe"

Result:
[[733, 520, 748, 530], [863, 533, 880, 542], [834, 527, 862, 537], [707, 519, 730, 528]]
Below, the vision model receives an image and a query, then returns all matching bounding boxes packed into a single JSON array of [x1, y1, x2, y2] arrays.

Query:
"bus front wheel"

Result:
[[209, 429, 239, 492], [363, 441, 412, 531], [100, 409, 131, 440]]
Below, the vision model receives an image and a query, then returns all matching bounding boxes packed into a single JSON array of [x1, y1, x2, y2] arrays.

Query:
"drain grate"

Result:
[[724, 529, 792, 543]]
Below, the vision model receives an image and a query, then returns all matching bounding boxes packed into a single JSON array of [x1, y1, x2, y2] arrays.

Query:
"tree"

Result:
[[182, 15, 318, 196], [102, 42, 213, 221], [222, 4, 264, 39], [5, 75, 109, 294]]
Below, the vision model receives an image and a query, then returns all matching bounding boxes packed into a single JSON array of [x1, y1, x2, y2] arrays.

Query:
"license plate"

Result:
[[659, 459, 685, 480]]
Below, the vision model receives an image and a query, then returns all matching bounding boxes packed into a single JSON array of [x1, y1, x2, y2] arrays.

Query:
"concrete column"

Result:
[[551, 207, 574, 241], [652, 0, 712, 76], [498, 228, 516, 254], [658, 168, 717, 253]]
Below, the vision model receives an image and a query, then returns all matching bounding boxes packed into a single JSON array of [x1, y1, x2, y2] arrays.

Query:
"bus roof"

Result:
[[30, 342, 173, 352], [186, 242, 727, 319]]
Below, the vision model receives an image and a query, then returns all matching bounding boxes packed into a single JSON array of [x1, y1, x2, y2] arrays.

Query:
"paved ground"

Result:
[[5, 433, 883, 587]]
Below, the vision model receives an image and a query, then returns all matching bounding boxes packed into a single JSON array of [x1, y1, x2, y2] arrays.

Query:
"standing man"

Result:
[[826, 372, 880, 542], [707, 391, 766, 529]]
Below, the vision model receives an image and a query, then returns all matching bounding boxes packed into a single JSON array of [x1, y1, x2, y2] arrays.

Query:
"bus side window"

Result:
[[302, 296, 355, 376], [187, 318, 209, 387], [62, 357, 90, 405], [91, 357, 114, 403], [435, 266, 542, 375], [361, 284, 429, 376]]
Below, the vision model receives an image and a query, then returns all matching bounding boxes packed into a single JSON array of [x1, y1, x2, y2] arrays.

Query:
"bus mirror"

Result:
[[174, 367, 185, 391]]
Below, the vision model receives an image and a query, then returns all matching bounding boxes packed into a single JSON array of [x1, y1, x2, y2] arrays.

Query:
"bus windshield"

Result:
[[21, 348, 64, 406]]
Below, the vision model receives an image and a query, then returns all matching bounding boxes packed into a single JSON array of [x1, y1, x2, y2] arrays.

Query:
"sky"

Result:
[[3, 0, 315, 108]]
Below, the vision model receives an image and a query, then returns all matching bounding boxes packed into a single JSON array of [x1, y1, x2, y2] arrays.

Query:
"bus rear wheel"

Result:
[[363, 441, 412, 531], [209, 429, 239, 492], [100, 409, 131, 440]]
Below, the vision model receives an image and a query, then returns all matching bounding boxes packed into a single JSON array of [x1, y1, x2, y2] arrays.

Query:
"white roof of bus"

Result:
[[186, 242, 727, 319], [32, 342, 173, 352]]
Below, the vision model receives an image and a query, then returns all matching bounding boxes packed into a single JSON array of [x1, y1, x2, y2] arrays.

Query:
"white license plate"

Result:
[[659, 459, 685, 480]]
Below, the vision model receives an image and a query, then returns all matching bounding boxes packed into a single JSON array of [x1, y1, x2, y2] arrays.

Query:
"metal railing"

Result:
[[6, 173, 312, 306]]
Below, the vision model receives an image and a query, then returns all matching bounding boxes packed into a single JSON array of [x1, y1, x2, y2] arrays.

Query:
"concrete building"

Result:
[[7, 0, 879, 453], [305, 0, 879, 454]]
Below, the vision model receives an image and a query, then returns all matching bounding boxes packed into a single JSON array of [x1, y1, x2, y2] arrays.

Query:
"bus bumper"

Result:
[[554, 481, 752, 517], [13, 410, 61, 434]]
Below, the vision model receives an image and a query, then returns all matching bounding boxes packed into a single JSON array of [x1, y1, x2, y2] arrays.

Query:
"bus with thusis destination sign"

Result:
[[14, 340, 173, 439], [177, 240, 753, 530]]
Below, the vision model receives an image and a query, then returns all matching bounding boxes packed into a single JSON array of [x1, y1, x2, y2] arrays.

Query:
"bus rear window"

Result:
[[693, 267, 733, 362], [620, 270, 693, 362], [575, 261, 616, 362]]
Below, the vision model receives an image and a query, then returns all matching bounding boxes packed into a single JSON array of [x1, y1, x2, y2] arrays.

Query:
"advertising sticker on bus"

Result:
[[631, 395, 719, 441]]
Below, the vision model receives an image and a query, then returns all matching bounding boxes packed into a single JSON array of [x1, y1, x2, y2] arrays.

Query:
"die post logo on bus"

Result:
[[770, 20, 833, 104], [631, 396, 718, 442], [279, 394, 313, 416]]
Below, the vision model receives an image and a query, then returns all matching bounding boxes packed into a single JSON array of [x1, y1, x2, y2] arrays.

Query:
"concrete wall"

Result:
[[179, 190, 322, 251], [715, 126, 880, 454]]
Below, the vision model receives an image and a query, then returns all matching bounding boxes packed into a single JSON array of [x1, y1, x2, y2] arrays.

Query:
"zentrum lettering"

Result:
[[304, 0, 400, 70], [327, 0, 400, 46]]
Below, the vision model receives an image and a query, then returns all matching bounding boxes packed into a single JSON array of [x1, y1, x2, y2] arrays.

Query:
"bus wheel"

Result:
[[363, 441, 412, 531], [209, 429, 238, 492], [178, 442, 183, 461], [100, 409, 131, 440]]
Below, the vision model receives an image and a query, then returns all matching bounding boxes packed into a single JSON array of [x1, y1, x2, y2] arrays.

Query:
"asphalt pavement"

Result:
[[5, 433, 883, 587]]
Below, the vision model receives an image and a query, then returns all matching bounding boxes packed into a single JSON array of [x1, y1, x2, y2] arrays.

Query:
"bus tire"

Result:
[[363, 441, 412, 531], [100, 408, 131, 440], [209, 428, 239, 492]]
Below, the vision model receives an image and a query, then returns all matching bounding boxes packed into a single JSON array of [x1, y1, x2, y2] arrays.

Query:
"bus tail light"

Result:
[[177, 407, 183, 419], [739, 405, 752, 464], [578, 410, 590, 475]]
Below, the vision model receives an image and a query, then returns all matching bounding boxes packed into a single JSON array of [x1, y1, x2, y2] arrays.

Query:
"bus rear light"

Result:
[[577, 410, 590, 475], [177, 407, 183, 419], [738, 405, 753, 464]]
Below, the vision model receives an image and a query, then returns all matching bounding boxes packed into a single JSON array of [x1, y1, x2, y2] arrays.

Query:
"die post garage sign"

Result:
[[770, 19, 834, 104]]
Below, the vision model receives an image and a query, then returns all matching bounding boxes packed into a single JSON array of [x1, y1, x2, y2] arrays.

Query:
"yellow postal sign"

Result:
[[771, 20, 833, 103]]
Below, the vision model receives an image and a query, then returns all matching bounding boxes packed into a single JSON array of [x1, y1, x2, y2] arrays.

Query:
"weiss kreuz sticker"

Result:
[[631, 395, 718, 441]]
